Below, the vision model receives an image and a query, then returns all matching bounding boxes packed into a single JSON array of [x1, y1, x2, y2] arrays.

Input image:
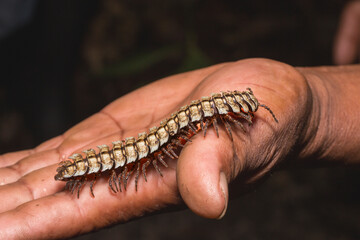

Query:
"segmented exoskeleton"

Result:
[[55, 88, 278, 197]]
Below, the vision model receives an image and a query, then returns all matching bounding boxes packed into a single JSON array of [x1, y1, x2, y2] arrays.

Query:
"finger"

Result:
[[0, 135, 64, 169], [0, 113, 124, 186], [0, 159, 179, 239], [177, 128, 235, 219], [0, 124, 160, 212], [0, 163, 62, 213], [333, 1, 360, 65], [0, 149, 62, 187], [0, 150, 34, 168]]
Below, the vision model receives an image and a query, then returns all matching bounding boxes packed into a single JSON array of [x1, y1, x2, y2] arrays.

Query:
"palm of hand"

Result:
[[0, 58, 310, 239]]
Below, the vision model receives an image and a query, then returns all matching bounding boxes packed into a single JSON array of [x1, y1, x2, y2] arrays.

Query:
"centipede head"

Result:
[[54, 170, 64, 181]]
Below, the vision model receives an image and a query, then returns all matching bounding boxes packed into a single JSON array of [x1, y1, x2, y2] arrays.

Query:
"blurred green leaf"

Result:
[[99, 45, 179, 78], [177, 33, 212, 72]]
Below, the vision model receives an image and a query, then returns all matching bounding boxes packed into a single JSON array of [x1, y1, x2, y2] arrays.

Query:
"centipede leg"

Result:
[[90, 176, 97, 197], [179, 133, 192, 143], [135, 162, 140, 191], [71, 179, 79, 194], [225, 114, 246, 132], [189, 122, 197, 134], [109, 175, 115, 193], [172, 138, 184, 148], [113, 170, 118, 192], [180, 129, 188, 135], [76, 179, 86, 198], [123, 167, 133, 191], [109, 170, 118, 193], [162, 147, 175, 159], [180, 129, 192, 142], [213, 118, 220, 137], [142, 159, 151, 182], [220, 115, 233, 140], [65, 180, 74, 191], [203, 119, 210, 137], [236, 112, 253, 125], [152, 160, 163, 177], [157, 153, 168, 168], [167, 144, 178, 158], [122, 166, 128, 191], [117, 172, 122, 192], [182, 135, 192, 142]]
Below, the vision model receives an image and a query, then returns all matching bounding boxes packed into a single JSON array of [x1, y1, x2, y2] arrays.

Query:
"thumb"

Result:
[[177, 130, 234, 219]]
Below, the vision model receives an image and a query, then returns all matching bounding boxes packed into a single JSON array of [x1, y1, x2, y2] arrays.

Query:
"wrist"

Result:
[[296, 65, 360, 164]]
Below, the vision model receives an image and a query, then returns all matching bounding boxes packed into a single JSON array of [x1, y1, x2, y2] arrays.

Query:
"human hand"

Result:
[[0, 58, 318, 239], [333, 0, 360, 64]]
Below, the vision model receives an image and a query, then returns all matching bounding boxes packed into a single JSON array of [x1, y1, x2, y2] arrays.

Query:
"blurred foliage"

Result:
[[98, 45, 180, 78], [97, 34, 211, 79]]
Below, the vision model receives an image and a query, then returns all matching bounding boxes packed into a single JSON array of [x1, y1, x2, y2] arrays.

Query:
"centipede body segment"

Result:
[[55, 88, 278, 198]]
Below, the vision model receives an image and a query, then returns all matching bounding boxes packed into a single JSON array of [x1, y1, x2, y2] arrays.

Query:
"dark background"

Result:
[[0, 0, 359, 239]]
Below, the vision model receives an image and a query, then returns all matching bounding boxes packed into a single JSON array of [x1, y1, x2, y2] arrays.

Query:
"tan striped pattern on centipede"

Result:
[[55, 88, 278, 197]]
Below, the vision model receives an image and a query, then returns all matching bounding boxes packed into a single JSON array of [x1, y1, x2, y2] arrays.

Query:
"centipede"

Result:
[[55, 88, 278, 198]]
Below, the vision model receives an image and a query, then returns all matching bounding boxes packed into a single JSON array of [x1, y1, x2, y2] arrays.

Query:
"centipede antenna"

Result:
[[260, 104, 278, 123]]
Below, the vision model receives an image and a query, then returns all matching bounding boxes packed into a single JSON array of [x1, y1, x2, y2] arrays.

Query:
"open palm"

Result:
[[0, 58, 311, 239]]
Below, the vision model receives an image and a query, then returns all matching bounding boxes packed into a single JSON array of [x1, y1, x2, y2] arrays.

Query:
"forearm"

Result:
[[297, 64, 360, 164]]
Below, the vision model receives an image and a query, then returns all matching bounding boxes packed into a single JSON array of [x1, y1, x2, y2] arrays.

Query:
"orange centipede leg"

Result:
[[142, 159, 151, 182], [89, 176, 97, 197], [152, 160, 163, 177], [213, 118, 220, 137], [135, 162, 140, 191]]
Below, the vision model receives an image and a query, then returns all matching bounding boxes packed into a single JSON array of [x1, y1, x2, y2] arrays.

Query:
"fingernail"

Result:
[[217, 172, 228, 219]]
